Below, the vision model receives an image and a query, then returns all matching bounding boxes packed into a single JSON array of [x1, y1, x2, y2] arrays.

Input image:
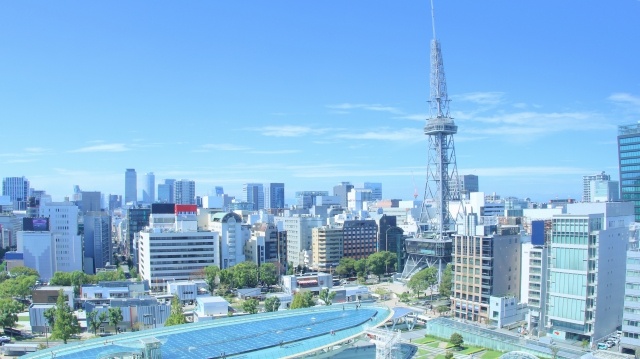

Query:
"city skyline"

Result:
[[1, 1, 639, 202]]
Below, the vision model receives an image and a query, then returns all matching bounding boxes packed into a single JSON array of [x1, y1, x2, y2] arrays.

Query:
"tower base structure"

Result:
[[400, 236, 452, 280]]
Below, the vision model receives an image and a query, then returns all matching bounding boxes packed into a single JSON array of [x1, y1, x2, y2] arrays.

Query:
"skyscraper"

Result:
[[124, 169, 137, 204], [362, 182, 382, 201], [158, 179, 175, 203], [83, 212, 112, 274], [174, 179, 196, 205], [243, 183, 264, 211], [264, 183, 285, 209], [618, 124, 640, 221], [582, 171, 611, 202], [333, 182, 353, 208], [2, 176, 30, 210], [143, 172, 155, 204]]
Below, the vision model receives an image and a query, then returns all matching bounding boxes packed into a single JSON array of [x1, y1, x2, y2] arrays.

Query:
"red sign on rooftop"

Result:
[[175, 204, 197, 214]]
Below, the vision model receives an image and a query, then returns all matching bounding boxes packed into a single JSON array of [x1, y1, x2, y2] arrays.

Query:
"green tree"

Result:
[[164, 295, 186, 326], [43, 307, 56, 329], [203, 265, 220, 294], [0, 298, 23, 330], [242, 298, 259, 314], [444, 351, 454, 359], [354, 258, 367, 277], [366, 251, 397, 277], [49, 272, 72, 286], [108, 307, 123, 333], [318, 288, 336, 306], [290, 291, 315, 309], [437, 305, 450, 314], [399, 292, 410, 303], [439, 264, 453, 298], [219, 268, 234, 287], [286, 261, 294, 275], [49, 289, 81, 344], [449, 332, 464, 349], [335, 257, 356, 277], [264, 297, 281, 312], [408, 267, 438, 298], [259, 263, 278, 286], [9, 266, 40, 278], [233, 261, 259, 288], [87, 311, 102, 336], [0, 275, 38, 299]]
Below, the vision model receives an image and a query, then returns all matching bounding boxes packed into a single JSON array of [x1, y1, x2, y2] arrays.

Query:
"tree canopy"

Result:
[[259, 263, 278, 286], [439, 264, 453, 298], [49, 289, 81, 344], [0, 298, 23, 329], [318, 288, 336, 306], [164, 295, 186, 326], [335, 257, 356, 277], [290, 291, 315, 309], [108, 307, 123, 333], [9, 266, 40, 278], [366, 251, 397, 276], [233, 261, 259, 288], [203, 265, 220, 294], [407, 267, 438, 297], [264, 297, 281, 312], [449, 333, 464, 348], [241, 298, 259, 314]]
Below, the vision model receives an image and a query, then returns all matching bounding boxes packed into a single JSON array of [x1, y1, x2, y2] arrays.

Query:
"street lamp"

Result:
[[44, 325, 49, 348]]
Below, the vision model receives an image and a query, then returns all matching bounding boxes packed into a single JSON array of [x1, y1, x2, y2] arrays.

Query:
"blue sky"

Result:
[[1, 1, 639, 203]]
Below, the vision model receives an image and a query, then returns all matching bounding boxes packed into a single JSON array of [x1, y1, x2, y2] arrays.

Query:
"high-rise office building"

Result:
[[214, 186, 224, 196], [264, 183, 285, 209], [158, 179, 175, 203], [582, 171, 611, 203], [108, 194, 122, 212], [143, 172, 155, 204], [40, 200, 83, 273], [83, 212, 112, 274], [295, 191, 328, 209], [174, 179, 196, 205], [124, 169, 137, 204], [333, 182, 353, 208], [543, 202, 633, 342], [618, 124, 640, 221], [2, 176, 30, 210], [77, 191, 101, 214], [362, 182, 382, 201], [125, 207, 151, 265], [243, 183, 264, 211]]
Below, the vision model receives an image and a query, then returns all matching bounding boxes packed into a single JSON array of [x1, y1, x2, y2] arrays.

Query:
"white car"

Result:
[[605, 340, 615, 348], [0, 336, 10, 344]]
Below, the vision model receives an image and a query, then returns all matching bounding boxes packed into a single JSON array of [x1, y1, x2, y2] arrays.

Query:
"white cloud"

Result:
[[199, 144, 250, 151], [252, 125, 330, 137], [70, 143, 129, 153], [326, 103, 403, 114], [609, 93, 640, 113], [334, 128, 422, 141], [248, 149, 301, 155], [453, 92, 505, 106]]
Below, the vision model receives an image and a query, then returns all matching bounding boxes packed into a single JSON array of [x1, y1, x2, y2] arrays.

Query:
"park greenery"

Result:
[[164, 295, 186, 326], [407, 266, 438, 297], [334, 251, 397, 279], [318, 288, 336, 306], [87, 311, 107, 336], [46, 289, 81, 344], [439, 264, 453, 298], [450, 332, 464, 349], [290, 291, 315, 309], [108, 307, 124, 333], [0, 298, 23, 330], [264, 297, 281, 312], [242, 298, 259, 314], [203, 262, 280, 295], [0, 266, 39, 300]]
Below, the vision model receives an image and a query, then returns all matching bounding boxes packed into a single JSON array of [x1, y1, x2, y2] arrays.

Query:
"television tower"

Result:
[[402, 0, 462, 279]]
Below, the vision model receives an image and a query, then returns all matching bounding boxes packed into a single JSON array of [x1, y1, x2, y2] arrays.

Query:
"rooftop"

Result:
[[24, 304, 391, 359]]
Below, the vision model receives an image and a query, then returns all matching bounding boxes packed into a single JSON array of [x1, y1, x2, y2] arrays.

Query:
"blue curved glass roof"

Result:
[[24, 304, 392, 359]]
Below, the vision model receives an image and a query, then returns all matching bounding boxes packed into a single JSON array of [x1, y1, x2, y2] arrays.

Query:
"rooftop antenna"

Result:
[[430, 0, 437, 39]]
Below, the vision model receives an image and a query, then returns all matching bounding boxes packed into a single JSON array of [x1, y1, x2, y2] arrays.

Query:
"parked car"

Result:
[[605, 340, 615, 348], [609, 337, 620, 344], [0, 336, 10, 344], [597, 342, 608, 350]]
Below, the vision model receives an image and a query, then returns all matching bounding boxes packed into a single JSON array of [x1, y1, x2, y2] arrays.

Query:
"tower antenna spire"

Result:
[[430, 0, 437, 39]]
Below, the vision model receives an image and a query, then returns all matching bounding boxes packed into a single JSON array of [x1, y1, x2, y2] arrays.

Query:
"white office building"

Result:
[[277, 215, 324, 268], [545, 202, 633, 344], [205, 212, 248, 269], [17, 231, 54, 281], [40, 200, 83, 273], [138, 206, 218, 292], [143, 172, 155, 204], [174, 179, 196, 205]]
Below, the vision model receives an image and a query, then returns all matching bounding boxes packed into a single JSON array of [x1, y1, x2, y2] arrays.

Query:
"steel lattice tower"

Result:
[[402, 0, 462, 279]]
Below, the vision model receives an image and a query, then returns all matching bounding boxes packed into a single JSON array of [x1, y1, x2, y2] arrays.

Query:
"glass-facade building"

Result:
[[618, 123, 640, 221]]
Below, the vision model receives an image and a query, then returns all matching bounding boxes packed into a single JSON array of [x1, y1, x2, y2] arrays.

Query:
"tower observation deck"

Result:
[[401, 0, 463, 280]]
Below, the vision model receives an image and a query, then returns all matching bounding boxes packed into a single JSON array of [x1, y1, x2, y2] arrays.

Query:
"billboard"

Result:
[[23, 217, 50, 232], [531, 220, 545, 246]]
